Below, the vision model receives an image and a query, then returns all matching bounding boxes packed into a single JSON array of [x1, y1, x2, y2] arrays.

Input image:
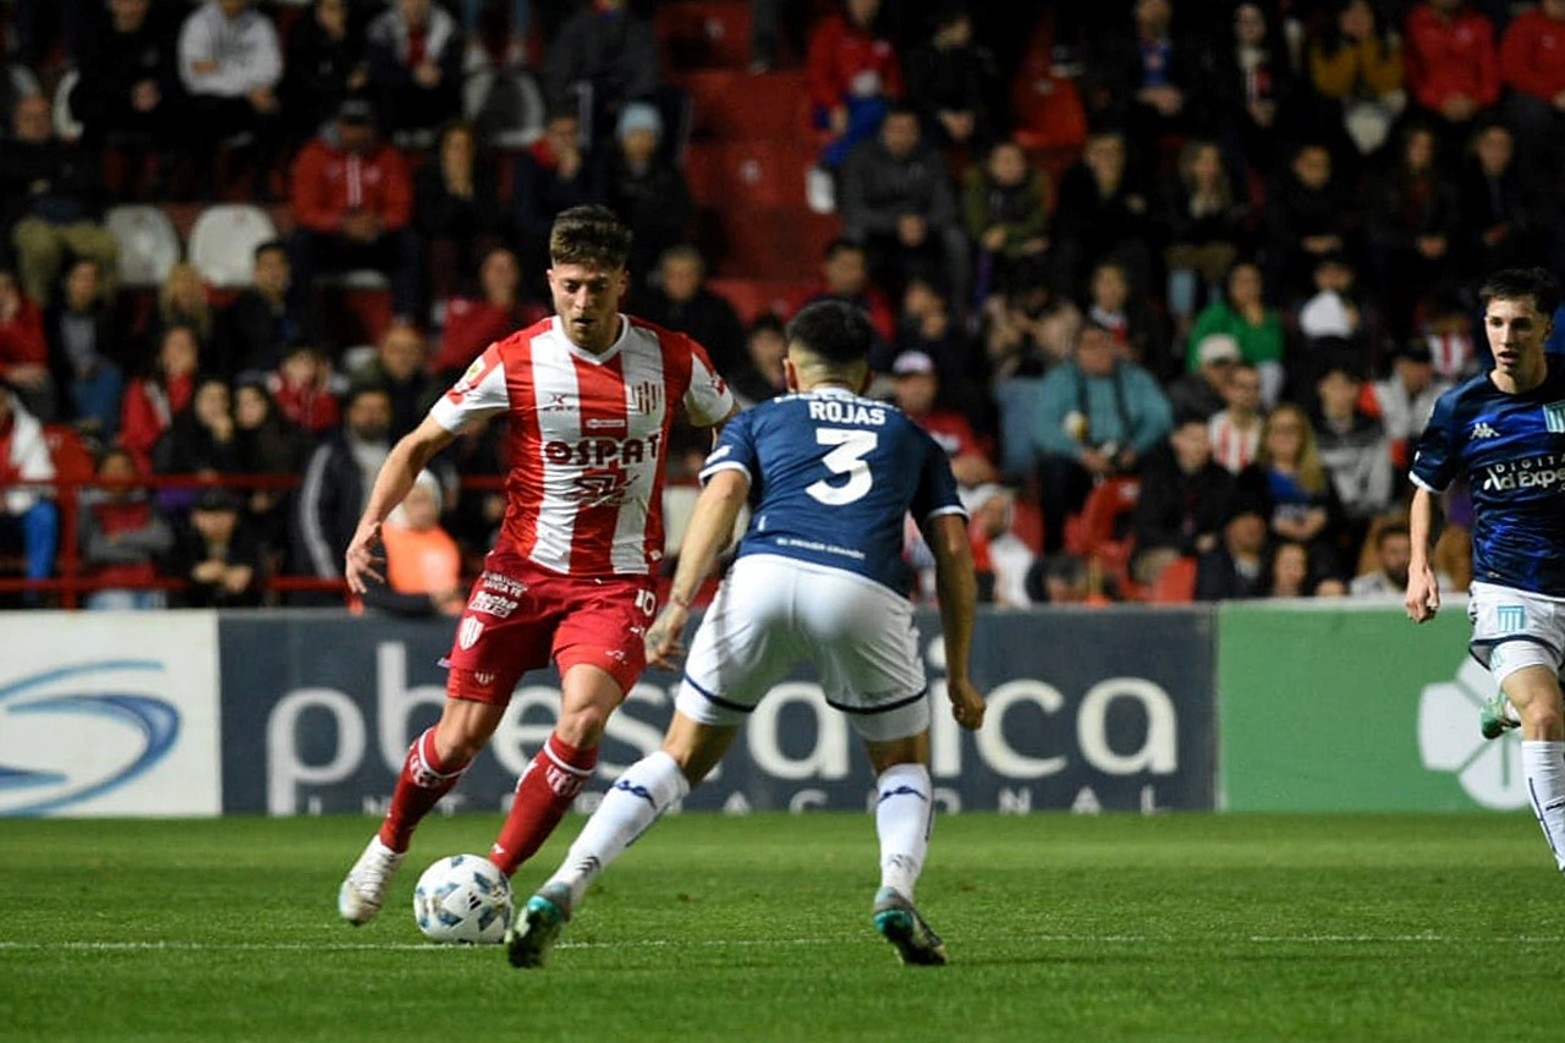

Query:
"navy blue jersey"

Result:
[[1410, 359, 1565, 595], [698, 387, 965, 594]]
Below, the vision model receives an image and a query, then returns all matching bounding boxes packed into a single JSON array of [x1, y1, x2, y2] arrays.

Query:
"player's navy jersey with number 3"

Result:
[[1411, 358, 1565, 596], [698, 387, 966, 594]]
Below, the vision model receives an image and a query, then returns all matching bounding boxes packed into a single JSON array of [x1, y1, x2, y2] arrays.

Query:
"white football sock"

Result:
[[546, 750, 690, 911], [1523, 740, 1565, 871], [875, 763, 933, 900]]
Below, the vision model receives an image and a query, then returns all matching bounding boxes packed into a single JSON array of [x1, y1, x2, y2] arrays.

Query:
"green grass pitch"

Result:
[[3, 812, 1563, 1042]]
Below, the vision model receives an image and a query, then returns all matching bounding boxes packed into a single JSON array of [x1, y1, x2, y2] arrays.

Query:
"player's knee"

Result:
[[1521, 698, 1564, 737], [556, 704, 610, 748]]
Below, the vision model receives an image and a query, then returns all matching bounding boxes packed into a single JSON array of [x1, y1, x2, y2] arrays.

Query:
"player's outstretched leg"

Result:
[[1481, 692, 1521, 740], [872, 887, 948, 966], [338, 836, 406, 925], [505, 881, 574, 968]]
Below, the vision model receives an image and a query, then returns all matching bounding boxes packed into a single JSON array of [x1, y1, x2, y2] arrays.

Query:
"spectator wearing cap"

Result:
[[78, 446, 174, 611], [601, 102, 693, 286], [839, 104, 968, 306], [288, 99, 421, 323], [0, 383, 59, 599], [177, 0, 284, 199], [1186, 261, 1286, 406], [888, 348, 998, 490], [358, 468, 464, 618], [1166, 333, 1239, 423], [172, 485, 262, 607], [365, 0, 465, 145], [1029, 322, 1173, 552], [1369, 341, 1450, 471]]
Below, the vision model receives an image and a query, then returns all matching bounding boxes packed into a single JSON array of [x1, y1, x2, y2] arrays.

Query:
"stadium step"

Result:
[[674, 70, 808, 141], [655, 0, 754, 70], [697, 206, 842, 281], [684, 140, 818, 209]]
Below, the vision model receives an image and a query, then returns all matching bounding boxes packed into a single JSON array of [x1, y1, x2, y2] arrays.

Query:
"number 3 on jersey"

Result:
[[807, 428, 877, 505]]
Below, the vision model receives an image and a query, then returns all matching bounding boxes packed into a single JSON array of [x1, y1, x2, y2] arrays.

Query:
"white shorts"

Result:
[[676, 554, 930, 744], [1467, 581, 1565, 686]]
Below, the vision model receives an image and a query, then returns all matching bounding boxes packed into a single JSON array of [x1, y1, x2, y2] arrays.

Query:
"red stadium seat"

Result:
[[684, 140, 817, 209], [1148, 555, 1199, 604], [676, 70, 806, 140], [696, 206, 842, 280]]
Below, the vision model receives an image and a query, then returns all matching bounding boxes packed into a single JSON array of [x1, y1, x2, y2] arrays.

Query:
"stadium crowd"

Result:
[[0, 0, 1556, 609]]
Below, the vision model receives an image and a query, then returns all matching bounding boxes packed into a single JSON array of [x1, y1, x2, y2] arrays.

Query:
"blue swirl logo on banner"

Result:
[[0, 661, 180, 816]]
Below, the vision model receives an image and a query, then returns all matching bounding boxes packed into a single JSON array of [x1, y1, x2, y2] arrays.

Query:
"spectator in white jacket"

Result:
[[0, 385, 58, 600], [177, 0, 285, 198]]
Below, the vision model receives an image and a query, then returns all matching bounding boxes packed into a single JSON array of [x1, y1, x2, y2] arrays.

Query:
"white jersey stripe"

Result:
[[527, 331, 584, 572]]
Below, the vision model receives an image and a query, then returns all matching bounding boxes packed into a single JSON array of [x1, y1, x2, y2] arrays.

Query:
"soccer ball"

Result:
[[412, 854, 513, 944]]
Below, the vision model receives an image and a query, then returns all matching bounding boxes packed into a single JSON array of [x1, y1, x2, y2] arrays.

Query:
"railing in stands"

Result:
[[0, 472, 510, 609]]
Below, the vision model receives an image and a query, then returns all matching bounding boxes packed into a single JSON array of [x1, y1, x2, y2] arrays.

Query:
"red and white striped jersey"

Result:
[[430, 315, 735, 576]]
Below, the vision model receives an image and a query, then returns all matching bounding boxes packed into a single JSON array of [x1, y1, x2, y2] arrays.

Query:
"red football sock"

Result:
[[378, 727, 468, 852], [488, 732, 597, 875]]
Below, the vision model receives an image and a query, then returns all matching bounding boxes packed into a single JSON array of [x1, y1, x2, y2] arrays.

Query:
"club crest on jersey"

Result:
[[630, 381, 664, 415], [1544, 400, 1565, 434], [458, 616, 485, 649]]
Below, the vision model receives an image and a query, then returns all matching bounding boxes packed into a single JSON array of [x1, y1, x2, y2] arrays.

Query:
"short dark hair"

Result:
[[1377, 522, 1410, 548], [823, 236, 865, 261], [549, 205, 632, 270], [1479, 267, 1562, 319], [254, 239, 288, 262], [786, 300, 875, 367]]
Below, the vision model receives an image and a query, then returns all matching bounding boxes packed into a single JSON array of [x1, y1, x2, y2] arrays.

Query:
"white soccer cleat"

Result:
[[338, 837, 406, 926]]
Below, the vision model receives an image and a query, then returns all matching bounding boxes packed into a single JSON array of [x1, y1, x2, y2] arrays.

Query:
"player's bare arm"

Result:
[[926, 512, 985, 730], [645, 467, 750, 669], [1404, 486, 1442, 623], [344, 414, 459, 594]]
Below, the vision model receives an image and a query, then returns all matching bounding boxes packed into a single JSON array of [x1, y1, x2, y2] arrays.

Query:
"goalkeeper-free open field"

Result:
[[3, 812, 1562, 1042]]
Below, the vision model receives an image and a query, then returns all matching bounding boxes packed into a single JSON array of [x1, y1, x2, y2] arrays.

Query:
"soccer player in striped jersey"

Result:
[[505, 300, 986, 969], [1407, 267, 1565, 873], [337, 205, 737, 925]]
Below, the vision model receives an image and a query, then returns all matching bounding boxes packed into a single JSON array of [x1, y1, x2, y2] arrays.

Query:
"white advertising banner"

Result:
[[0, 611, 222, 816]]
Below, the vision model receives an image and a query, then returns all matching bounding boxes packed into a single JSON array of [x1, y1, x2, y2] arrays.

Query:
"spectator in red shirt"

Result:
[[1500, 0, 1565, 193], [805, 0, 903, 210], [120, 324, 200, 472], [288, 98, 421, 323], [267, 343, 343, 436], [0, 267, 52, 421], [1403, 0, 1499, 154], [432, 246, 539, 379]]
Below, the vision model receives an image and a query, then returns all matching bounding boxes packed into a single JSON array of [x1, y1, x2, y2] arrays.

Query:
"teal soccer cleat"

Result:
[[872, 887, 948, 966], [1480, 692, 1521, 740], [505, 882, 572, 968]]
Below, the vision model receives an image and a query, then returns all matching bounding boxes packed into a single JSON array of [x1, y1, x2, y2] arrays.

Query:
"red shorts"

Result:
[[442, 555, 657, 704]]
